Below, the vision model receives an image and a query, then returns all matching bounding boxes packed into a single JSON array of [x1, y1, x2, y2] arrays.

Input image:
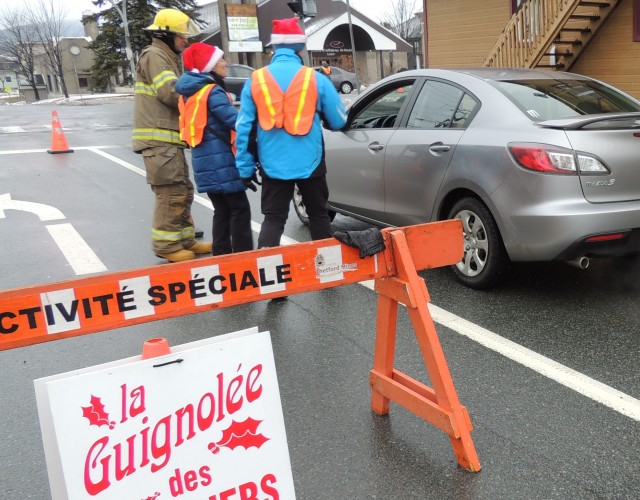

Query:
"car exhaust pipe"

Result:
[[566, 256, 590, 269]]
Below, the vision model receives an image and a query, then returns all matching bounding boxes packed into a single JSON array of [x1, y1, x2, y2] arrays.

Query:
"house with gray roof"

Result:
[[198, 0, 413, 83]]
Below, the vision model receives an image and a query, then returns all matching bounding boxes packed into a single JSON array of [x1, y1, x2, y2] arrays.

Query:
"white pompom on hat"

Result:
[[270, 17, 307, 46], [182, 42, 224, 74]]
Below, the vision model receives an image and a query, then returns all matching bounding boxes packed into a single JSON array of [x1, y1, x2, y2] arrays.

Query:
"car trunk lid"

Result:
[[538, 113, 640, 203]]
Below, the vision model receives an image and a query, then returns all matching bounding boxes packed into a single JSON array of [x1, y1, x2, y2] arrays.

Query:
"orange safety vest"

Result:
[[321, 66, 331, 75], [179, 84, 236, 152], [250, 66, 318, 136]]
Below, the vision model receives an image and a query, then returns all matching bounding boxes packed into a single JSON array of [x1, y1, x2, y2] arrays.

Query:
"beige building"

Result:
[[423, 0, 640, 99], [54, 37, 95, 96]]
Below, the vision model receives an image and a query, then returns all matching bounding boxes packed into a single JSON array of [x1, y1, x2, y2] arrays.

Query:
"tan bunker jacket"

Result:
[[132, 39, 186, 152]]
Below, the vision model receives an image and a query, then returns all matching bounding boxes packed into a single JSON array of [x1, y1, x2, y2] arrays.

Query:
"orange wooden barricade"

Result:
[[0, 220, 480, 471]]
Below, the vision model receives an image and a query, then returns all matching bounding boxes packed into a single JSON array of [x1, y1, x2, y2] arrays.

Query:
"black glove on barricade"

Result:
[[241, 172, 261, 192], [333, 228, 386, 258]]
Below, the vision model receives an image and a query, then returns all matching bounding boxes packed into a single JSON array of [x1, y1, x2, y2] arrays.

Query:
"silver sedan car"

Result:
[[314, 66, 358, 94], [294, 68, 640, 288]]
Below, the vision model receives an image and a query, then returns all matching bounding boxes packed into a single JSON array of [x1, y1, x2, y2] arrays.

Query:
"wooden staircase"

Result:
[[483, 0, 620, 70]]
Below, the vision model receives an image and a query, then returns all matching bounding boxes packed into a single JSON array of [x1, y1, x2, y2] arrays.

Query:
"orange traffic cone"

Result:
[[47, 110, 74, 154], [141, 338, 172, 360]]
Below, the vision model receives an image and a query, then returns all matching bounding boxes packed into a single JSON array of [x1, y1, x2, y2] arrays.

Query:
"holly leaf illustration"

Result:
[[216, 417, 269, 451], [81, 395, 115, 429]]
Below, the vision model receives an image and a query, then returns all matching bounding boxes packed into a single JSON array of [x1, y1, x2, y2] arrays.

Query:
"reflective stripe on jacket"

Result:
[[132, 39, 186, 152], [250, 66, 318, 136]]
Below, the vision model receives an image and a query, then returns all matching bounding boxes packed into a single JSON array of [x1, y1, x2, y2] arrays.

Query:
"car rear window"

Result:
[[493, 79, 640, 121]]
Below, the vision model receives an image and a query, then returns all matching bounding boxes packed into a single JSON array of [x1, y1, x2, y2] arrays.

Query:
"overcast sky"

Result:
[[11, 0, 401, 23], [11, 0, 411, 26]]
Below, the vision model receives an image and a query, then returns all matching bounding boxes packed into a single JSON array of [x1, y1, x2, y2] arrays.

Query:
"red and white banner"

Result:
[[35, 328, 296, 500]]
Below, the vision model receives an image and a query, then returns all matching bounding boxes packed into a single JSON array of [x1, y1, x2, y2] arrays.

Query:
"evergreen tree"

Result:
[[89, 0, 202, 90]]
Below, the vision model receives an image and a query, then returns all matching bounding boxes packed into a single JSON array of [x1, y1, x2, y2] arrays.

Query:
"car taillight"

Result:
[[585, 232, 626, 242], [508, 143, 609, 175]]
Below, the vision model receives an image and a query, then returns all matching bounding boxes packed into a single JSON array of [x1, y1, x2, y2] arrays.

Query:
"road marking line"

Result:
[[97, 146, 640, 421], [88, 148, 214, 210], [0, 126, 25, 133], [47, 223, 107, 275], [0, 145, 123, 155], [0, 193, 65, 221], [88, 147, 145, 176], [429, 304, 640, 421], [358, 279, 640, 421]]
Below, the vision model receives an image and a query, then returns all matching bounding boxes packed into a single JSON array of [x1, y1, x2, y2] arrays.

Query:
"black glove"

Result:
[[333, 228, 386, 258], [241, 172, 261, 192]]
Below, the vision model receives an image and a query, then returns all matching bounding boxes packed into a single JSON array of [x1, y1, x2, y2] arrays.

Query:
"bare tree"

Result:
[[379, 0, 420, 41], [26, 0, 71, 98], [0, 7, 43, 100]]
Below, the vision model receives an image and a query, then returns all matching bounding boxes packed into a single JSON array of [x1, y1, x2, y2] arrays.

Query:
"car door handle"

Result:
[[368, 142, 384, 152], [429, 143, 451, 153]]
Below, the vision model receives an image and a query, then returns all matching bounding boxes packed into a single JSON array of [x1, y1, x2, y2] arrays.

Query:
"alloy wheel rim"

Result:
[[456, 209, 488, 277]]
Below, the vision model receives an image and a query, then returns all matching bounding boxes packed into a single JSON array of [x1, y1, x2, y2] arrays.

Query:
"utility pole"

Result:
[[105, 0, 136, 81], [287, 0, 316, 66], [345, 0, 360, 94]]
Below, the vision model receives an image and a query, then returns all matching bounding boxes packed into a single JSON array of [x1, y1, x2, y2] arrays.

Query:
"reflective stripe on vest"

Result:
[[179, 84, 216, 148], [179, 85, 237, 152], [250, 67, 318, 136]]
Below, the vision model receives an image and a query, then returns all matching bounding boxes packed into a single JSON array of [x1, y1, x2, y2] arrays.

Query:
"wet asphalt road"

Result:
[[0, 100, 639, 499]]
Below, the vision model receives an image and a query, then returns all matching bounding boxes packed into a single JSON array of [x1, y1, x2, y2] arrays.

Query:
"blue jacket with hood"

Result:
[[235, 48, 347, 180], [175, 71, 244, 194]]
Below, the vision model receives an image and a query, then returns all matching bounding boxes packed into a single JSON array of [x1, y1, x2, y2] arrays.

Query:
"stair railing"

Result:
[[484, 0, 581, 68]]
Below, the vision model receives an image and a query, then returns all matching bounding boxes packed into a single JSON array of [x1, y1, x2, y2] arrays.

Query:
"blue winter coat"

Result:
[[175, 71, 244, 193], [235, 48, 347, 180]]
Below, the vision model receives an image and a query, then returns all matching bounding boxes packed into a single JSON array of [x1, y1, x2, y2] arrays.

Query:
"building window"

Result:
[[634, 0, 640, 42], [5, 76, 11, 82], [78, 77, 88, 88]]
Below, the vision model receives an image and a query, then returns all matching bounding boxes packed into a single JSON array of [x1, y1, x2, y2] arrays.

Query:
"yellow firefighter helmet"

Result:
[[145, 9, 200, 37]]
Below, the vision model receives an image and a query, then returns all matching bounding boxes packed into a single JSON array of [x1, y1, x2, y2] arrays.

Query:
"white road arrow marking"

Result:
[[0, 193, 107, 275], [0, 193, 65, 221]]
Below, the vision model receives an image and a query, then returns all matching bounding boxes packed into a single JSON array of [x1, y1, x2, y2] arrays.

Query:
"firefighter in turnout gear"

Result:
[[133, 8, 212, 262], [235, 18, 347, 249]]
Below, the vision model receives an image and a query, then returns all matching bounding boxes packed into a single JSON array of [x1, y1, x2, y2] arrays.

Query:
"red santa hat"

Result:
[[182, 42, 224, 74], [270, 17, 307, 46]]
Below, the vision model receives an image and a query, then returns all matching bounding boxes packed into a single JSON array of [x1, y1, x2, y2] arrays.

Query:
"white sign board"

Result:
[[228, 16, 263, 52], [225, 4, 262, 53], [35, 328, 296, 499]]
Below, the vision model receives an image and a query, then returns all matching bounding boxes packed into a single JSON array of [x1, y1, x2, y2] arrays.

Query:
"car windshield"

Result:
[[493, 79, 640, 121]]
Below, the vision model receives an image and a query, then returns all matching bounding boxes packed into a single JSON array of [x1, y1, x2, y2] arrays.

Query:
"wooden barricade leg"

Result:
[[370, 229, 481, 472], [371, 294, 398, 415]]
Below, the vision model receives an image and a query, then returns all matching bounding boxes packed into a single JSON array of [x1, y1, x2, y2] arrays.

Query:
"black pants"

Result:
[[258, 174, 332, 248], [207, 191, 253, 255]]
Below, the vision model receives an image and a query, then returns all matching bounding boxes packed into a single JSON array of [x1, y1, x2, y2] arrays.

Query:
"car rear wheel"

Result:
[[448, 197, 509, 289], [293, 185, 336, 225], [340, 81, 353, 94]]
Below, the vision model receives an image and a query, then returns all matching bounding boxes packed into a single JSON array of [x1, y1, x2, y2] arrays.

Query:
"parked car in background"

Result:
[[226, 63, 254, 101], [294, 68, 640, 289], [314, 65, 357, 94]]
